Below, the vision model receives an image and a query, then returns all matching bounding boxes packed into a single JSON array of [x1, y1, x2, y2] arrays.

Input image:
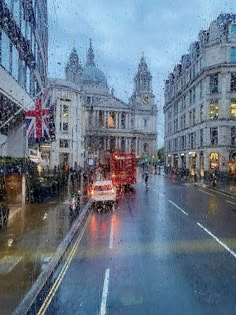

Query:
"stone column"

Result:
[[115, 112, 118, 129]]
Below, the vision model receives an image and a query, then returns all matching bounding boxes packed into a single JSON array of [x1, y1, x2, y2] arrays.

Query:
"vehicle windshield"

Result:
[[1, 1, 236, 315]]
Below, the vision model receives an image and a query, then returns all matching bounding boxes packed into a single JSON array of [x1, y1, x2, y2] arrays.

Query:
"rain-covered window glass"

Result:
[[189, 89, 192, 105], [1, 32, 10, 72], [200, 129, 204, 148], [210, 100, 218, 119], [13, 0, 20, 26], [12, 44, 18, 80], [231, 127, 236, 145], [230, 99, 236, 118], [210, 127, 218, 145], [210, 74, 218, 94], [230, 47, 236, 63], [231, 73, 236, 91]]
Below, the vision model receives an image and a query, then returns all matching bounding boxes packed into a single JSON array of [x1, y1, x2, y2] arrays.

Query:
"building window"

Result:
[[87, 96, 91, 104], [231, 73, 236, 91], [1, 31, 10, 71], [193, 109, 196, 125], [230, 48, 236, 63], [60, 139, 69, 148], [210, 127, 218, 145], [192, 87, 196, 103], [181, 135, 185, 149], [63, 105, 69, 118], [200, 129, 203, 148], [200, 105, 204, 122], [11, 45, 19, 80], [143, 118, 147, 128], [230, 99, 236, 118], [200, 81, 203, 99], [121, 137, 126, 152], [189, 111, 192, 126], [231, 25, 236, 37], [210, 100, 218, 119], [231, 127, 236, 145], [99, 111, 104, 127], [190, 132, 195, 149], [108, 112, 115, 128], [210, 74, 218, 94], [63, 122, 68, 132], [13, 0, 20, 26], [174, 138, 178, 151], [189, 89, 192, 105]]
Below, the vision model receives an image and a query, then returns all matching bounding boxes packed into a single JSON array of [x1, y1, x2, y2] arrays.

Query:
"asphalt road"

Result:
[[39, 174, 236, 315]]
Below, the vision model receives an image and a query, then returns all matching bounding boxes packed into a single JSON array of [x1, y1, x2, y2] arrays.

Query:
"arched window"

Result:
[[144, 119, 147, 128]]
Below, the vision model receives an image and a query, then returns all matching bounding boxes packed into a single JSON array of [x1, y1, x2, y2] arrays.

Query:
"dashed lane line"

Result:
[[226, 200, 236, 206], [198, 189, 215, 197], [100, 268, 110, 315], [208, 188, 236, 199], [197, 222, 236, 259], [109, 220, 113, 249], [168, 200, 188, 216]]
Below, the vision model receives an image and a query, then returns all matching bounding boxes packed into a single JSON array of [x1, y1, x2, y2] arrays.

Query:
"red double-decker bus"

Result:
[[110, 152, 137, 187]]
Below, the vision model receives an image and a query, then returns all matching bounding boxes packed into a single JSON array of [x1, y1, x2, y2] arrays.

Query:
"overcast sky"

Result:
[[48, 0, 236, 146]]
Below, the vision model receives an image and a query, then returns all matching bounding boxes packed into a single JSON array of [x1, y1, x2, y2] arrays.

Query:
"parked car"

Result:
[[90, 180, 117, 211]]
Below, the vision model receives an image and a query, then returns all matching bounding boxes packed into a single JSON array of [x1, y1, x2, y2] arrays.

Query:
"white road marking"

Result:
[[198, 189, 215, 197], [100, 268, 110, 315], [109, 221, 113, 249], [197, 222, 236, 259], [226, 200, 236, 206], [0, 256, 22, 274], [159, 192, 165, 198], [168, 200, 188, 216]]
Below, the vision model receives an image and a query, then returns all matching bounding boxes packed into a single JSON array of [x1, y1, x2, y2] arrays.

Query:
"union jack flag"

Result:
[[25, 90, 55, 142]]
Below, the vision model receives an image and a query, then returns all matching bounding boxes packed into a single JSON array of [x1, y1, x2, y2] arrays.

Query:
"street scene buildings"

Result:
[[1, 2, 236, 314], [164, 14, 236, 178], [49, 41, 157, 169]]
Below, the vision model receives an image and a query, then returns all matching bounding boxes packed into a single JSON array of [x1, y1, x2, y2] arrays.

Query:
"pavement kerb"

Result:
[[13, 198, 92, 315]]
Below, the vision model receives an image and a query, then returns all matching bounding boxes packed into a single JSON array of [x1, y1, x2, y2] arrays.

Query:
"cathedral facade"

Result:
[[50, 40, 157, 168]]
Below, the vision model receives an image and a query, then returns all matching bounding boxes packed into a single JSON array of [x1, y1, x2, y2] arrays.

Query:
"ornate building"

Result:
[[50, 40, 157, 168], [164, 14, 236, 177]]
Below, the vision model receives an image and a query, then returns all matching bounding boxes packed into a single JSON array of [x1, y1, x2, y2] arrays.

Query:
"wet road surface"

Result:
[[40, 175, 236, 315], [0, 188, 78, 315]]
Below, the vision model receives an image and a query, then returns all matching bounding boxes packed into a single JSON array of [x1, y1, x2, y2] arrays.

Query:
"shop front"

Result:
[[199, 151, 204, 177], [229, 151, 236, 177], [209, 152, 219, 170], [189, 152, 196, 176]]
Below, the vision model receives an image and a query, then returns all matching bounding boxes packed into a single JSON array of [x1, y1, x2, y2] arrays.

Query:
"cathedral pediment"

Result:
[[94, 96, 129, 109]]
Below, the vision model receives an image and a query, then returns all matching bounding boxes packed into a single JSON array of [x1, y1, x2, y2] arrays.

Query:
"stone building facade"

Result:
[[164, 14, 236, 177], [50, 40, 157, 168]]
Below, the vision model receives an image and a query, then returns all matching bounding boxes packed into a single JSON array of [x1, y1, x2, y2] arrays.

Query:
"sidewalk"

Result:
[[0, 182, 89, 315]]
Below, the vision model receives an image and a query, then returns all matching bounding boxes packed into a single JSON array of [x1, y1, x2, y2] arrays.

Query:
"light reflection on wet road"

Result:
[[43, 175, 236, 315]]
